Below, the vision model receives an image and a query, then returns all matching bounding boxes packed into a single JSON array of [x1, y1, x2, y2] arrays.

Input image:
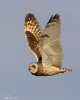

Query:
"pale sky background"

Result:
[[0, 0, 80, 100]]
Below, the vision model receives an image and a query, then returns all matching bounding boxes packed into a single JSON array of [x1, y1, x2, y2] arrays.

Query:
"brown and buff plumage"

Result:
[[24, 13, 73, 76]]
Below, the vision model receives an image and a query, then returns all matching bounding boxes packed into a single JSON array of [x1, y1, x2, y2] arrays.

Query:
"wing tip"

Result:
[[25, 13, 35, 22], [53, 14, 60, 19], [24, 13, 36, 33], [48, 13, 60, 23]]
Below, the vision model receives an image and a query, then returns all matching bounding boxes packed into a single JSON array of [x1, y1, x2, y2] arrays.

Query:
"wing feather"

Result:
[[39, 14, 63, 68], [24, 13, 42, 61]]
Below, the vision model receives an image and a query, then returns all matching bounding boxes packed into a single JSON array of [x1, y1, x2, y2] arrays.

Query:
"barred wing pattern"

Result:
[[24, 13, 42, 61], [39, 14, 63, 68], [24, 13, 73, 76]]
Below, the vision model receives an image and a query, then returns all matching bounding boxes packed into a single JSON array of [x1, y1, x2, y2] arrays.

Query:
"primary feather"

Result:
[[24, 13, 42, 61]]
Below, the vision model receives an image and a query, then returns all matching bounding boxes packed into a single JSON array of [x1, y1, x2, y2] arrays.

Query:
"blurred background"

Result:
[[0, 0, 80, 100]]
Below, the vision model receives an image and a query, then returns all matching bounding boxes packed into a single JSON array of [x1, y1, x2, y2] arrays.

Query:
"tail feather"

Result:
[[60, 68, 73, 73]]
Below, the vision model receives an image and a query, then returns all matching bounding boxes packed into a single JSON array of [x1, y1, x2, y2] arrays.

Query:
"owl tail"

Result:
[[60, 68, 73, 73]]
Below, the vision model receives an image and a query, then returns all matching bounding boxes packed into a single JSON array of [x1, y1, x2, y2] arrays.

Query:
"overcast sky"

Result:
[[0, 0, 80, 100]]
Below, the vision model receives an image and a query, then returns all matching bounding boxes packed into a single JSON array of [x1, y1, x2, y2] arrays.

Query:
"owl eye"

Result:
[[32, 65, 36, 68]]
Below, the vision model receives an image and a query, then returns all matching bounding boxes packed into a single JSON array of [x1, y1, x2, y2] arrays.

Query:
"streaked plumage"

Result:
[[24, 13, 73, 76]]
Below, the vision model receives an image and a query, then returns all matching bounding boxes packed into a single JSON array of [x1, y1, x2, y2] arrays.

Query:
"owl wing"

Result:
[[39, 14, 63, 68], [24, 13, 42, 61]]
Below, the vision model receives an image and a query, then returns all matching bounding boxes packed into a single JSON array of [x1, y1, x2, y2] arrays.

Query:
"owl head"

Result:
[[29, 63, 39, 75]]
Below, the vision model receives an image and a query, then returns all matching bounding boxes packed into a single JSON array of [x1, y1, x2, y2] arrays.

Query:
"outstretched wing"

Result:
[[24, 13, 42, 61], [39, 14, 63, 68]]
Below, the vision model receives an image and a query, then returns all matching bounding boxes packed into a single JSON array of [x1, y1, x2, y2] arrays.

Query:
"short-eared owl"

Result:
[[24, 13, 73, 76]]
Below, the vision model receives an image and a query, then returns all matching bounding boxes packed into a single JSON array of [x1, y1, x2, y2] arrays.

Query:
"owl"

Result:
[[24, 13, 73, 76]]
